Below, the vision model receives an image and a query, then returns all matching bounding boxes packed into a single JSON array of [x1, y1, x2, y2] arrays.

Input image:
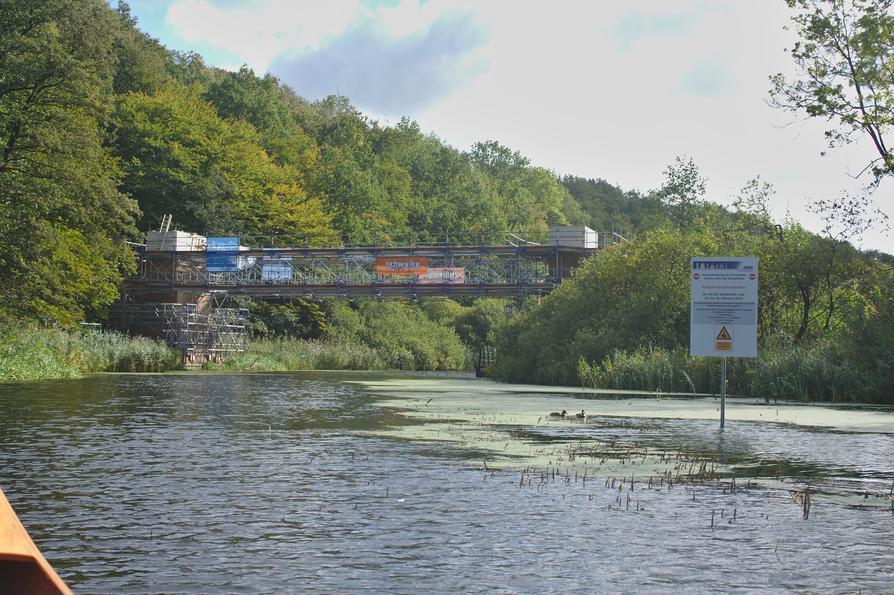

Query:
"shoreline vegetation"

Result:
[[2, 323, 891, 409], [491, 229, 894, 406], [575, 344, 890, 405], [203, 337, 468, 373], [0, 326, 181, 381]]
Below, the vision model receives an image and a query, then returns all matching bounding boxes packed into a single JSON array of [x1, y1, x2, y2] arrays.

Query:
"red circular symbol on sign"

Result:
[[749, 273, 756, 280], [693, 273, 700, 280]]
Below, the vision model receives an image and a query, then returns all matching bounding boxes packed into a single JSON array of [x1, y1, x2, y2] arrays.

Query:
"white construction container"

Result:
[[146, 230, 206, 252], [548, 226, 598, 249]]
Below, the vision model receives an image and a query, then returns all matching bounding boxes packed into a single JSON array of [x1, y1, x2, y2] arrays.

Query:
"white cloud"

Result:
[[271, 12, 485, 114], [153, 0, 891, 251], [682, 59, 734, 97], [614, 9, 697, 48], [411, 1, 891, 251], [163, 0, 486, 114], [164, 0, 369, 71]]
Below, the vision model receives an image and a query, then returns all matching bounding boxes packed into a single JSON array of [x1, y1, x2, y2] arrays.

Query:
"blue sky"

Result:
[[124, 0, 891, 251]]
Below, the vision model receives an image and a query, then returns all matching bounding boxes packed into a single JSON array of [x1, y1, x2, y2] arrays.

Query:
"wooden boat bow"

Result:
[[0, 488, 72, 595]]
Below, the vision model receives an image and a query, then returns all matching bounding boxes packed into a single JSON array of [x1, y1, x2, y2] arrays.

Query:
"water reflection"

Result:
[[0, 373, 891, 592]]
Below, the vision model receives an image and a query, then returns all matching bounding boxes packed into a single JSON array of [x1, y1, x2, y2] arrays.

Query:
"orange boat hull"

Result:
[[0, 488, 72, 595]]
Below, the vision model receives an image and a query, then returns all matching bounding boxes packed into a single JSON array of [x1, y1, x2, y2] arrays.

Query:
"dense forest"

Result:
[[0, 0, 592, 325], [0, 0, 891, 402]]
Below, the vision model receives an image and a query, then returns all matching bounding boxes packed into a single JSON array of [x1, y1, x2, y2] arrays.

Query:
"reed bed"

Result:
[[577, 343, 890, 404], [0, 325, 180, 381], [208, 337, 462, 372], [210, 338, 387, 372]]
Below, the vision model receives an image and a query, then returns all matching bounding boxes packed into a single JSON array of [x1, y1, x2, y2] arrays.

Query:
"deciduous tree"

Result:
[[0, 0, 138, 323], [771, 0, 894, 187]]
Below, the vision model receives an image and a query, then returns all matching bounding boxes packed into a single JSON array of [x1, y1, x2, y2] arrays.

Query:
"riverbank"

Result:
[[0, 326, 181, 381], [206, 334, 471, 373], [0, 329, 473, 383], [564, 344, 893, 405], [205, 338, 390, 372], [4, 326, 890, 414]]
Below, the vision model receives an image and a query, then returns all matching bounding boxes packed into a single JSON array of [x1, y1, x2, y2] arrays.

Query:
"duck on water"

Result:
[[547, 410, 586, 420]]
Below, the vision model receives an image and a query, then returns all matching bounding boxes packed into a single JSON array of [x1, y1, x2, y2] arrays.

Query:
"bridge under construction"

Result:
[[113, 225, 619, 365]]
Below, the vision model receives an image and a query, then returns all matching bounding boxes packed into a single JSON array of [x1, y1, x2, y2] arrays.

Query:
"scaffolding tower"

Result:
[[157, 304, 248, 359], [110, 301, 248, 366]]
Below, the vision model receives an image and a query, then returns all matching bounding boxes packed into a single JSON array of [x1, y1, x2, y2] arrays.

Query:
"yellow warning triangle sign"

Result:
[[716, 326, 731, 341]]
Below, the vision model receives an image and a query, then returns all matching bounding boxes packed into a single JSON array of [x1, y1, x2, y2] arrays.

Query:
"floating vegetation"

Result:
[[793, 484, 812, 519], [354, 375, 894, 534]]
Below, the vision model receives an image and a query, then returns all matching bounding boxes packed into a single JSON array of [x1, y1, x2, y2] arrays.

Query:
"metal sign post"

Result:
[[720, 356, 727, 428], [690, 257, 758, 429]]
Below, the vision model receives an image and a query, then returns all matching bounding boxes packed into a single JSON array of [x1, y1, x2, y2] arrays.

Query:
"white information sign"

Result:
[[690, 257, 758, 358]]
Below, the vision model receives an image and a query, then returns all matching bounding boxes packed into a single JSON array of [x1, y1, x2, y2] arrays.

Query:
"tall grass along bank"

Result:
[[208, 337, 470, 372], [0, 326, 181, 381], [574, 343, 890, 404]]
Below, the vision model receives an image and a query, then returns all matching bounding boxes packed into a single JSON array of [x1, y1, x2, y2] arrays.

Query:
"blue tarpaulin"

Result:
[[206, 237, 240, 272]]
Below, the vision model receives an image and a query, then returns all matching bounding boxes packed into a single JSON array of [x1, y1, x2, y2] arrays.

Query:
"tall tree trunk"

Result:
[[794, 284, 811, 345]]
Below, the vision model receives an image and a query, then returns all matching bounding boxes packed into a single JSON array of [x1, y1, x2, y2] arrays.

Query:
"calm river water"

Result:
[[0, 372, 892, 592]]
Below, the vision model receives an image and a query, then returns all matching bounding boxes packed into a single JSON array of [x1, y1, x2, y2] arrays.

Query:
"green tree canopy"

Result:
[[0, 0, 139, 323], [468, 140, 574, 231], [658, 156, 707, 226], [115, 84, 334, 242], [204, 66, 318, 170]]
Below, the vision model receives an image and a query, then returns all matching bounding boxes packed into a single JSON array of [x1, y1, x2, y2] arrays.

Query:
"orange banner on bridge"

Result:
[[375, 256, 429, 276]]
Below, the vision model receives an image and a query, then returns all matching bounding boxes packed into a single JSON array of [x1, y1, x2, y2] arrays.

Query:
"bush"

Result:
[[211, 305, 475, 373], [217, 298, 501, 372], [492, 229, 716, 385], [329, 301, 470, 370], [493, 226, 894, 404]]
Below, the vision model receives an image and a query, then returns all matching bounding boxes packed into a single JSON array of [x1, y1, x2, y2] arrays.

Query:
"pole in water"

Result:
[[720, 355, 727, 429]]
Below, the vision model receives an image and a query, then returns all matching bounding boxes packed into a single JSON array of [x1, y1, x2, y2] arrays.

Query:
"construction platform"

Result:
[[113, 226, 620, 365]]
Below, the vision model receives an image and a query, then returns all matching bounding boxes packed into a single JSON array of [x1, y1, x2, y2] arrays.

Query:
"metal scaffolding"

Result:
[[113, 226, 622, 365], [157, 304, 248, 356], [109, 302, 248, 361], [127, 243, 592, 300]]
